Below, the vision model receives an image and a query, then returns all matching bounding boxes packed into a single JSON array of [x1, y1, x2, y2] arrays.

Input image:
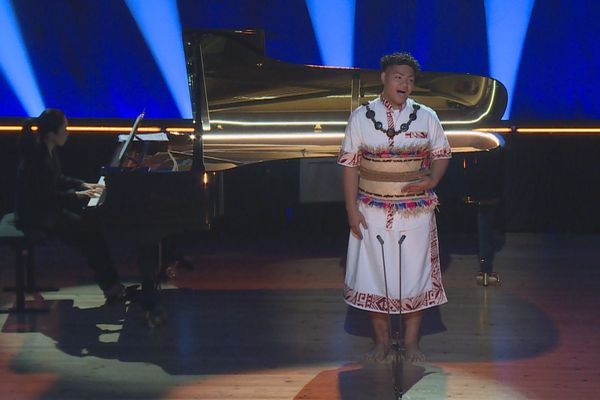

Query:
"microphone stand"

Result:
[[376, 234, 407, 399], [393, 235, 406, 399]]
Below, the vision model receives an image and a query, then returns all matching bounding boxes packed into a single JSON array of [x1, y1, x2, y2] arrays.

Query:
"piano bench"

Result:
[[0, 213, 53, 313]]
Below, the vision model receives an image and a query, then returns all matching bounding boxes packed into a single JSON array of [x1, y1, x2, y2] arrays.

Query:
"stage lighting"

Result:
[[485, 0, 536, 120], [305, 0, 356, 67], [0, 0, 45, 116], [124, 0, 193, 118]]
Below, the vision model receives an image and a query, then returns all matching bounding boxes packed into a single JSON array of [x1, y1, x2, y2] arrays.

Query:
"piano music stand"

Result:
[[116, 111, 145, 168]]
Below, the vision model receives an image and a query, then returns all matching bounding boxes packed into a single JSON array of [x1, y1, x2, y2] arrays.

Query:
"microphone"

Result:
[[376, 234, 384, 245], [398, 234, 406, 245]]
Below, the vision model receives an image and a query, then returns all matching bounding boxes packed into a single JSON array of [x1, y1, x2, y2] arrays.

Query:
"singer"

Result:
[[338, 53, 451, 362]]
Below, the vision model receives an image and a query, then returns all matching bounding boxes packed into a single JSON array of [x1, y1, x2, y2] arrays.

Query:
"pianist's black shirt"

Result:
[[15, 139, 86, 231]]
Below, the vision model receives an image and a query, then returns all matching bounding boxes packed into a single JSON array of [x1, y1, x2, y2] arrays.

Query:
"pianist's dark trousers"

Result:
[[49, 209, 120, 293]]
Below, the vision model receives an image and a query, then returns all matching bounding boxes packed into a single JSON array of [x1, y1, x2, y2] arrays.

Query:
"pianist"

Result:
[[338, 53, 451, 362], [15, 108, 127, 302]]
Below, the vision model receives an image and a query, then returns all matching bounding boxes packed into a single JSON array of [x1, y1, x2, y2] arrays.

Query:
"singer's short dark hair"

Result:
[[380, 52, 421, 75]]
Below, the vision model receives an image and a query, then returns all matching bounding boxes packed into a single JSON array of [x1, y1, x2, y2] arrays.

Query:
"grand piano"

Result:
[[183, 29, 507, 286], [88, 29, 507, 322]]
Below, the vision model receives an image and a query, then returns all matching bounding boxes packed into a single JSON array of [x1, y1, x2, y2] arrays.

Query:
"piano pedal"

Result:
[[158, 257, 195, 282], [158, 264, 177, 281], [476, 272, 501, 287]]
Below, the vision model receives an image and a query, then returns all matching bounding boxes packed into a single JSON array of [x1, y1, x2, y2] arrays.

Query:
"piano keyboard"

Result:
[[87, 176, 105, 207]]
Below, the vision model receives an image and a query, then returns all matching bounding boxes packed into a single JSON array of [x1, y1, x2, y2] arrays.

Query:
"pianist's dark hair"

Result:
[[380, 52, 421, 76], [20, 108, 66, 155], [35, 108, 65, 137]]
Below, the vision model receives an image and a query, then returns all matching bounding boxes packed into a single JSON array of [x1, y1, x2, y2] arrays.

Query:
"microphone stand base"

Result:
[[476, 271, 501, 287], [391, 341, 405, 399]]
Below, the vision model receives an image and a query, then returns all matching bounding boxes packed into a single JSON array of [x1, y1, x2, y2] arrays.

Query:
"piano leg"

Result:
[[138, 243, 167, 327], [476, 201, 501, 286]]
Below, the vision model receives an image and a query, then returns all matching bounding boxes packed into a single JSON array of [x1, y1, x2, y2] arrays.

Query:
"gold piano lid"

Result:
[[182, 29, 507, 171], [183, 29, 507, 134]]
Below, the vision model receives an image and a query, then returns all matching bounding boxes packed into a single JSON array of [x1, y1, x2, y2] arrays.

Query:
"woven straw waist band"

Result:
[[359, 156, 430, 200]]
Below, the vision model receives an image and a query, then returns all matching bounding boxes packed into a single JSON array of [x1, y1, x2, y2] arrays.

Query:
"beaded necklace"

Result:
[[365, 102, 420, 139]]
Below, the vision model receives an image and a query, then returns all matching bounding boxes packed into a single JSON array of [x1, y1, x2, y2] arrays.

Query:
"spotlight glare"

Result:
[[124, 0, 193, 118], [485, 0, 536, 120], [305, 0, 356, 67], [0, 0, 45, 116]]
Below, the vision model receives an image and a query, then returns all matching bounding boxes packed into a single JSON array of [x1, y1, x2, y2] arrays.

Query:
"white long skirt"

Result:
[[344, 202, 447, 314]]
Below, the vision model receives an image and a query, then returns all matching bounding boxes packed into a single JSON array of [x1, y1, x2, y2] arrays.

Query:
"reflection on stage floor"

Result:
[[1, 231, 599, 399]]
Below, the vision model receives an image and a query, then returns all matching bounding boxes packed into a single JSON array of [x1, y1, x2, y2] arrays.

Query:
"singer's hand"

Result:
[[402, 175, 435, 195], [347, 209, 368, 240]]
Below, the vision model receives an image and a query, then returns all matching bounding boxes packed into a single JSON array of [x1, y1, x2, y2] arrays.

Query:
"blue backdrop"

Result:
[[1, 0, 599, 120]]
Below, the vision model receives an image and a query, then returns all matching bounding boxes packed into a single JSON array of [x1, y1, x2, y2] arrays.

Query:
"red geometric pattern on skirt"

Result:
[[344, 215, 447, 314]]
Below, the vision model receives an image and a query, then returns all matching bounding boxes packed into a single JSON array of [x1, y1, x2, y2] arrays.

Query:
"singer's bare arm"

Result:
[[402, 158, 450, 194], [343, 166, 368, 239]]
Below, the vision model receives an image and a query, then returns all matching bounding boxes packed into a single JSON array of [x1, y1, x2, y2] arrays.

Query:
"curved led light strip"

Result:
[[0, 126, 23, 132], [7, 124, 598, 136], [210, 119, 347, 127], [208, 83, 499, 128], [202, 132, 344, 141], [442, 81, 498, 125], [202, 130, 499, 142], [517, 128, 600, 134], [65, 126, 162, 133]]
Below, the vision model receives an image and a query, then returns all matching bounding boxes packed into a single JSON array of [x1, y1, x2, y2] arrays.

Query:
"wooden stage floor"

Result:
[[1, 231, 599, 399]]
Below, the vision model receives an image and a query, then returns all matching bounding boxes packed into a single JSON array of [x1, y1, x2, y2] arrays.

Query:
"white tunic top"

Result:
[[337, 96, 451, 314]]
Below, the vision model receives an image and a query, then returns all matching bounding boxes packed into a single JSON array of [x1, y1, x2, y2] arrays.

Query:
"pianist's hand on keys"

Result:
[[77, 188, 102, 199], [86, 176, 105, 207]]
